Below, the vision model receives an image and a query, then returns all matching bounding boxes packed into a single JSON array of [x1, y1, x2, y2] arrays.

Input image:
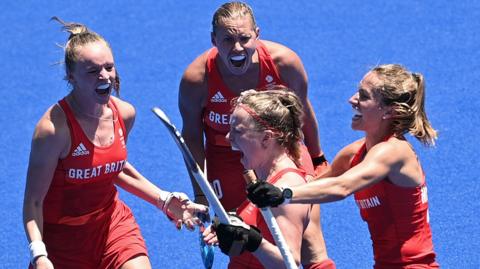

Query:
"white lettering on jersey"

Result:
[[67, 160, 126, 180], [208, 111, 230, 125], [68, 165, 102, 180], [421, 185, 428, 204], [355, 196, 381, 209]]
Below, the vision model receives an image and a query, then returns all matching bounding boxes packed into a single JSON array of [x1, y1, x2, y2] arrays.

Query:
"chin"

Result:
[[228, 66, 249, 76], [351, 122, 362, 131]]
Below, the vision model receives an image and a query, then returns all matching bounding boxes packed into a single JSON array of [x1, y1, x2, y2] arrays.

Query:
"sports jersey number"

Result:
[[212, 179, 223, 199]]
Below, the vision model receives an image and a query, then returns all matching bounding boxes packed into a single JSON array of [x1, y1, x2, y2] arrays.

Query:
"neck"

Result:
[[255, 150, 295, 181], [364, 130, 394, 150], [67, 94, 112, 121]]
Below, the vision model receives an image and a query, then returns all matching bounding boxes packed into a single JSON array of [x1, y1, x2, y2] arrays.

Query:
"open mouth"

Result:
[[230, 55, 246, 67], [352, 106, 362, 120], [231, 143, 241, 151], [95, 83, 111, 95]]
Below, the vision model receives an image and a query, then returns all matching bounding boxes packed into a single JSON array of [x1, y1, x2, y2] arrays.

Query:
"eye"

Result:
[[239, 36, 251, 43], [87, 69, 98, 74], [358, 89, 369, 100], [105, 65, 114, 72], [223, 36, 234, 43]]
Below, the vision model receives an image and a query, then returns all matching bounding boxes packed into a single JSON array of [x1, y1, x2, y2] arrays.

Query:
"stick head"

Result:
[[152, 107, 172, 125]]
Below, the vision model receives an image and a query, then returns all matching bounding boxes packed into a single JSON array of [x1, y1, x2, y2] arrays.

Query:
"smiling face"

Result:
[[68, 41, 116, 104], [211, 16, 259, 76], [227, 106, 266, 170], [349, 71, 392, 133]]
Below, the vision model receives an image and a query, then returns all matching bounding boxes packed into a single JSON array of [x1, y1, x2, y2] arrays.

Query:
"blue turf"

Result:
[[1, 1, 479, 268]]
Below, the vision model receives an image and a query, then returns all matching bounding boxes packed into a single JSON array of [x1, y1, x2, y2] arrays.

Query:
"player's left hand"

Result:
[[246, 181, 284, 208], [163, 192, 209, 230], [211, 214, 263, 257]]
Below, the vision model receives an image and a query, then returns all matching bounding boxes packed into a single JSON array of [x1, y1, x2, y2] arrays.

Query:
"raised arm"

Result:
[[291, 141, 403, 204], [178, 52, 209, 205]]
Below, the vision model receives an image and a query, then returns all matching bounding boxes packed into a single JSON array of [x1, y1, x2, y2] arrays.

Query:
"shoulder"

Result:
[[32, 104, 69, 154], [179, 50, 210, 109], [330, 138, 365, 176], [35, 104, 68, 137], [262, 40, 302, 68], [273, 169, 307, 188], [181, 50, 210, 86], [111, 96, 135, 132], [262, 40, 307, 94], [367, 137, 411, 166]]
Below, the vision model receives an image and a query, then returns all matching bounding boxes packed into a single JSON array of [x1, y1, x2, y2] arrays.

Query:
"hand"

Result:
[[246, 181, 284, 208], [212, 214, 262, 256], [163, 192, 209, 231], [312, 155, 329, 179], [202, 224, 218, 246], [33, 255, 54, 269]]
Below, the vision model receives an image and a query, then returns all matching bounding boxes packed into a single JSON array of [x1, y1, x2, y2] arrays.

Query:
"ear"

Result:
[[211, 32, 217, 46], [261, 130, 275, 148], [254, 27, 260, 40], [381, 106, 394, 120]]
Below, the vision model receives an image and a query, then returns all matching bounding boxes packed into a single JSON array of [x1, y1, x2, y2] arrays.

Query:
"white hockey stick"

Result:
[[243, 170, 298, 269], [152, 107, 231, 225]]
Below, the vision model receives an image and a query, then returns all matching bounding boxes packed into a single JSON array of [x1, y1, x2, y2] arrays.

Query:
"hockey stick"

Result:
[[152, 107, 231, 224], [152, 107, 230, 269], [243, 170, 298, 269]]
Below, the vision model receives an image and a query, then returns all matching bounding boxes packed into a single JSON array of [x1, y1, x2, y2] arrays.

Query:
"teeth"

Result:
[[230, 55, 246, 61], [231, 144, 240, 151], [97, 84, 110, 90], [352, 107, 362, 116]]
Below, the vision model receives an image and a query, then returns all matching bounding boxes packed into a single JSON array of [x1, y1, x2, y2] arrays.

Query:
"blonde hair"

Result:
[[51, 16, 120, 94], [371, 64, 437, 146], [232, 86, 304, 163], [212, 2, 257, 33]]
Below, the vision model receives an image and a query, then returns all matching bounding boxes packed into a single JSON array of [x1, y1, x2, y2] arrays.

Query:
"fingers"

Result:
[[202, 225, 219, 246]]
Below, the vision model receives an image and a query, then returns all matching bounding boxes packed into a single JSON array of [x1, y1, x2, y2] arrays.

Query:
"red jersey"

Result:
[[351, 142, 439, 269], [202, 41, 285, 210], [229, 168, 307, 269], [36, 98, 148, 269], [43, 98, 127, 224]]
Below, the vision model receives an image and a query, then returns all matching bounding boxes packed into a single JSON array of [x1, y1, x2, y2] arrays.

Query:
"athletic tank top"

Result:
[[42, 98, 127, 225], [229, 168, 307, 269], [203, 40, 284, 147], [351, 140, 438, 267], [201, 41, 285, 210]]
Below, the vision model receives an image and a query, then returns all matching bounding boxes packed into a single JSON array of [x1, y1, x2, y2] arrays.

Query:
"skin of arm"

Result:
[[112, 97, 166, 206], [290, 140, 402, 204], [266, 40, 321, 157], [23, 105, 70, 267], [251, 174, 308, 268], [178, 52, 210, 205]]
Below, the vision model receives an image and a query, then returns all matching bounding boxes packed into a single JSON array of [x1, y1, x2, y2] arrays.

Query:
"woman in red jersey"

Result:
[[203, 89, 333, 269], [22, 18, 207, 269], [179, 2, 333, 268], [247, 64, 440, 268]]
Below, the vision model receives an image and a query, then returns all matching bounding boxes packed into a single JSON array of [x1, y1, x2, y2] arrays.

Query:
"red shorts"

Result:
[[30, 199, 148, 269], [304, 258, 336, 269]]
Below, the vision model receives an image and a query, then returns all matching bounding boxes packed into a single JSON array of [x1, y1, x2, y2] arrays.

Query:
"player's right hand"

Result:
[[164, 192, 209, 231], [33, 256, 54, 269]]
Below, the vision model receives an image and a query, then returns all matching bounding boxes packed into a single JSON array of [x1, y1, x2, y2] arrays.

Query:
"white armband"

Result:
[[29, 240, 48, 265], [157, 190, 173, 213]]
